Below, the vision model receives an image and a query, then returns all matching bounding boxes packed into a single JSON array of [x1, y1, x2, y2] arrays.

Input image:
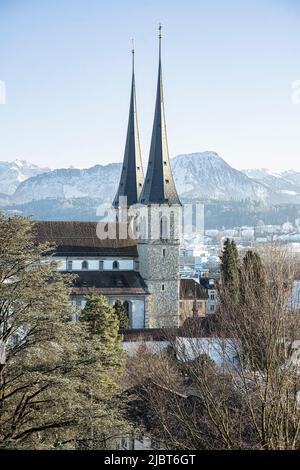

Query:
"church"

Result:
[[35, 28, 208, 329]]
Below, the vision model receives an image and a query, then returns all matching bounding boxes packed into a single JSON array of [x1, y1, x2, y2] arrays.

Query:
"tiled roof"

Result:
[[180, 279, 208, 300], [70, 270, 149, 295], [34, 221, 138, 257]]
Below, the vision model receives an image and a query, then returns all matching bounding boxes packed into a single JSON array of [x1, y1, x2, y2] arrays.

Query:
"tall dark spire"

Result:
[[139, 25, 181, 206], [113, 41, 144, 209]]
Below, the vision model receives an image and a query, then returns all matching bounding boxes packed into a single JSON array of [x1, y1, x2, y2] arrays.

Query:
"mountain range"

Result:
[[1, 152, 300, 221]]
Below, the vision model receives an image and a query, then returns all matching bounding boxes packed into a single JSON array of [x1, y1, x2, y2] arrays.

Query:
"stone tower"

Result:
[[138, 25, 182, 328], [113, 44, 144, 214]]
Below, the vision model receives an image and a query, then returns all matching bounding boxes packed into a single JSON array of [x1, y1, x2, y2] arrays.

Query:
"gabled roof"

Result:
[[34, 221, 138, 257]]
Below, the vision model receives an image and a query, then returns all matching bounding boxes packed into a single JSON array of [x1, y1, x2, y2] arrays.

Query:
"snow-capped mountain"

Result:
[[172, 152, 269, 202], [10, 152, 271, 205], [281, 170, 300, 188], [0, 159, 50, 195], [242, 168, 300, 202], [11, 163, 121, 204], [2, 153, 300, 211]]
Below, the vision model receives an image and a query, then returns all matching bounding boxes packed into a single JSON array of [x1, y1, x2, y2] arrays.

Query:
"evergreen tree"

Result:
[[80, 293, 124, 370], [113, 300, 129, 329], [220, 238, 240, 305], [241, 250, 267, 305], [239, 250, 269, 370], [0, 214, 129, 449]]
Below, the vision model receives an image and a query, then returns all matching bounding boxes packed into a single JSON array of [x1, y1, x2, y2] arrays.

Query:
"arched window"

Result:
[[81, 260, 89, 270], [112, 260, 119, 270]]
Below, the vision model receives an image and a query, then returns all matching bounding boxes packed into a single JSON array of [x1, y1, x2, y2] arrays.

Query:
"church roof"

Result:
[[139, 26, 181, 206], [113, 47, 144, 208], [180, 279, 208, 300], [71, 270, 149, 295], [34, 221, 138, 257]]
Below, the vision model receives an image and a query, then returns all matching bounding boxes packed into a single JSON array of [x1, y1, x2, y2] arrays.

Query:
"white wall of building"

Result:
[[123, 337, 238, 370], [108, 298, 145, 329], [103, 259, 133, 270], [175, 337, 237, 369], [55, 257, 134, 271], [131, 299, 145, 328]]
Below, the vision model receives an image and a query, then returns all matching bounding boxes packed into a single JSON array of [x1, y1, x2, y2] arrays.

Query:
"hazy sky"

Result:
[[0, 0, 300, 171]]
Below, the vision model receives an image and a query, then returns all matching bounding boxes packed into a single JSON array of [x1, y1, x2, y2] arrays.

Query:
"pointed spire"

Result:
[[113, 40, 144, 209], [139, 24, 181, 206]]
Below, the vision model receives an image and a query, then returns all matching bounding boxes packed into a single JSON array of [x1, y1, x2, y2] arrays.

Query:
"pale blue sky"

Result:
[[0, 0, 300, 171]]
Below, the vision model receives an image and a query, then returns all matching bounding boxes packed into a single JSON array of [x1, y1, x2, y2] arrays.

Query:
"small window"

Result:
[[165, 179, 169, 184], [67, 260, 73, 271], [210, 305, 215, 312], [164, 161, 167, 166], [161, 284, 165, 291], [139, 183, 142, 187], [113, 260, 119, 270], [99, 260, 104, 270], [162, 248, 166, 257], [137, 166, 140, 170], [82, 260, 89, 270]]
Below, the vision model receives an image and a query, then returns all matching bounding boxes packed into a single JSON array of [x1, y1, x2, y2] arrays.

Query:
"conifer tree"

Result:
[[241, 250, 267, 305], [0, 214, 129, 449], [113, 300, 129, 329], [220, 238, 240, 305], [80, 293, 124, 370]]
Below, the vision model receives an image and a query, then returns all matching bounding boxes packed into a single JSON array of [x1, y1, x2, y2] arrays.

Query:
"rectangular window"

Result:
[[67, 260, 73, 271], [99, 260, 104, 270], [210, 305, 215, 311], [161, 284, 165, 291], [162, 248, 166, 257]]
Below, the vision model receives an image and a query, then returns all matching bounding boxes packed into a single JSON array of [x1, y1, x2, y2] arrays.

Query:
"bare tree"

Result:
[[125, 246, 300, 450]]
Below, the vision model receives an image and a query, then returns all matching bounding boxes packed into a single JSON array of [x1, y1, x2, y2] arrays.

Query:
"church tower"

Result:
[[113, 43, 144, 214], [138, 25, 182, 328]]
